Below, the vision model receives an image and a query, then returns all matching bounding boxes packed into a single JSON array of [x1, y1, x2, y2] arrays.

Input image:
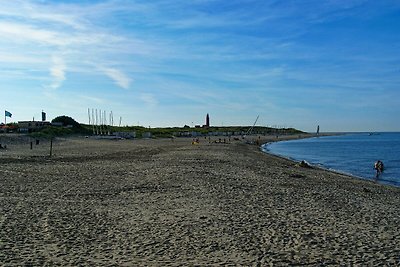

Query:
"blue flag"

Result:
[[5, 110, 12, 118]]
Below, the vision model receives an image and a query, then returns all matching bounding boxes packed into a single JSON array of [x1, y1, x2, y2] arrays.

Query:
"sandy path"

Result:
[[0, 136, 399, 266]]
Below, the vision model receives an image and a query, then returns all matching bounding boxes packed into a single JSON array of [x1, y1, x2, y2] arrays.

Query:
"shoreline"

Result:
[[262, 145, 383, 188], [1, 135, 400, 265], [260, 133, 399, 188]]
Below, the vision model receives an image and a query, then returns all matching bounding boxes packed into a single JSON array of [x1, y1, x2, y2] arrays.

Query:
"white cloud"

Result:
[[0, 0, 87, 29], [100, 67, 132, 90], [0, 22, 67, 46], [0, 21, 122, 48], [49, 56, 66, 89], [0, 52, 41, 64]]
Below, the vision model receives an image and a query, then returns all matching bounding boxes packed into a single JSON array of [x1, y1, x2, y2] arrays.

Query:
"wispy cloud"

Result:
[[0, 0, 85, 27], [49, 55, 66, 89], [99, 67, 132, 90], [0, 52, 42, 64], [0, 21, 125, 48], [0, 22, 65, 46], [1, 0, 400, 131]]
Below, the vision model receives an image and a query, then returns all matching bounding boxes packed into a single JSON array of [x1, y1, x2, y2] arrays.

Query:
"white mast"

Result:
[[245, 115, 259, 136], [91, 109, 95, 135], [95, 109, 99, 135]]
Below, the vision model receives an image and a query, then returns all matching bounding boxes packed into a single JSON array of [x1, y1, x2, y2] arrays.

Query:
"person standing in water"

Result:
[[374, 160, 384, 179]]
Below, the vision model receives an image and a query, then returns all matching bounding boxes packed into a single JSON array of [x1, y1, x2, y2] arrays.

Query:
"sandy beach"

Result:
[[1, 135, 399, 266]]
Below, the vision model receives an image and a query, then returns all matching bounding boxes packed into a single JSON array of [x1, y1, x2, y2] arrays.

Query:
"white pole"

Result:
[[104, 110, 108, 135], [92, 109, 95, 134], [96, 109, 99, 135], [99, 109, 103, 135], [245, 115, 259, 136]]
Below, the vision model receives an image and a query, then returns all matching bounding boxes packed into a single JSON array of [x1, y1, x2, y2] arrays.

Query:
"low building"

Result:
[[0, 124, 17, 133], [18, 121, 51, 133], [114, 132, 136, 139]]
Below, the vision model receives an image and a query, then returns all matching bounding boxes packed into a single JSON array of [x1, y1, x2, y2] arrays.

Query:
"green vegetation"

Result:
[[77, 124, 303, 139], [25, 115, 303, 139], [122, 125, 302, 138], [51, 116, 81, 128], [29, 116, 91, 138], [29, 126, 74, 138]]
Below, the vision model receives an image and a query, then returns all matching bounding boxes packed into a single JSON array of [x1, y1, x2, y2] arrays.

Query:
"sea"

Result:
[[262, 132, 400, 187]]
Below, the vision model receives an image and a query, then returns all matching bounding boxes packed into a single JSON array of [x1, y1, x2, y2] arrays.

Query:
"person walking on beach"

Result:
[[374, 160, 384, 179]]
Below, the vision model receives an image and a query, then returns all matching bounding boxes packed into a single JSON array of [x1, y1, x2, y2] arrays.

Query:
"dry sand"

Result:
[[0, 135, 399, 266]]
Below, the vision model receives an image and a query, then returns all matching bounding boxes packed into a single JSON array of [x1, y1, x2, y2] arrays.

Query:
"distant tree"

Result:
[[52, 116, 81, 128]]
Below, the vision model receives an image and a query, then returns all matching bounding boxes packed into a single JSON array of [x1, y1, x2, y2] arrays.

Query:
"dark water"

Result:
[[262, 133, 400, 187]]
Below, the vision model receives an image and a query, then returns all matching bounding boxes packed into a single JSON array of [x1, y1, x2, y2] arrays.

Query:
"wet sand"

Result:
[[1, 135, 399, 266]]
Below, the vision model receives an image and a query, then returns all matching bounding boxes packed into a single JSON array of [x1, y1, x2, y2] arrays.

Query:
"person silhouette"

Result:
[[374, 160, 384, 179]]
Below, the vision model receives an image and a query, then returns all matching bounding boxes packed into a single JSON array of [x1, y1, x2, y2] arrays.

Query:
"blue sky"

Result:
[[0, 0, 399, 132]]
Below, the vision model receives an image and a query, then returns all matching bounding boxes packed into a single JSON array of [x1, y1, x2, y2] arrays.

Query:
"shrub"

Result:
[[52, 116, 81, 128]]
